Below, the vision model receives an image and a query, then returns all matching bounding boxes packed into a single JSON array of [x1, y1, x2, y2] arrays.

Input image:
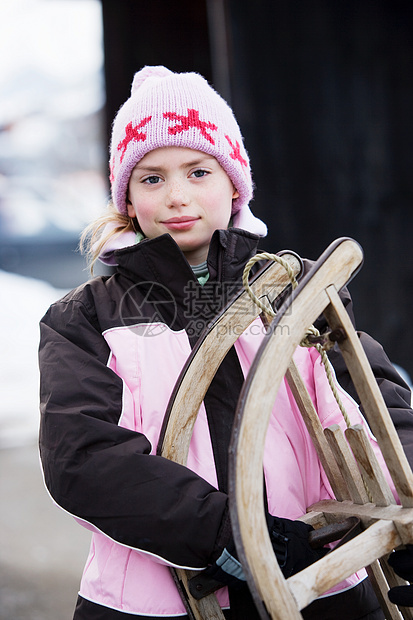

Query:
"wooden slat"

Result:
[[172, 569, 225, 620], [379, 557, 413, 620], [345, 425, 396, 507], [324, 285, 413, 507], [297, 511, 328, 528], [324, 424, 370, 504], [365, 561, 403, 620], [287, 519, 401, 610], [306, 499, 413, 542], [285, 363, 349, 501], [309, 420, 401, 617]]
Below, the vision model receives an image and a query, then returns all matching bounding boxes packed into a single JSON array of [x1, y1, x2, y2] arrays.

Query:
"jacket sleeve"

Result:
[[39, 288, 229, 569]]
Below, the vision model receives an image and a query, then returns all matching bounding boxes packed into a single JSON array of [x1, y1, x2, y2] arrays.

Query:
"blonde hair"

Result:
[[80, 201, 139, 274]]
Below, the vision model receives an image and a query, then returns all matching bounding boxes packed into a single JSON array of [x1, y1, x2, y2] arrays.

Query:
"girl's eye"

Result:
[[192, 169, 209, 178], [143, 175, 161, 185]]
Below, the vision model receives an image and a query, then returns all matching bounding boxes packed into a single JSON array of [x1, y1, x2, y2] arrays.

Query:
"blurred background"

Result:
[[1, 0, 412, 618]]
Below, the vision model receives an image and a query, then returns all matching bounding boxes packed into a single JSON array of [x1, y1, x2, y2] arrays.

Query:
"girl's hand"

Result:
[[188, 516, 327, 599]]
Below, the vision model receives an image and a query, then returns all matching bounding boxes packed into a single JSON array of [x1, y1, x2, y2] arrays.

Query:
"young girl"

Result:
[[39, 66, 413, 620]]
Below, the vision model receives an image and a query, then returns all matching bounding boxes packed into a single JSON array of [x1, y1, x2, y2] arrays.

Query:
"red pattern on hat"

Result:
[[118, 117, 152, 162], [163, 109, 218, 144], [225, 135, 248, 168]]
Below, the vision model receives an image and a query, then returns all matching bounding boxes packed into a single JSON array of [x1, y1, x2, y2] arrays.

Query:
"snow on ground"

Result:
[[0, 270, 68, 448]]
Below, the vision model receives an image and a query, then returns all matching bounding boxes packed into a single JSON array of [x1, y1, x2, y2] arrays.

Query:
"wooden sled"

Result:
[[229, 238, 413, 620], [158, 238, 413, 620]]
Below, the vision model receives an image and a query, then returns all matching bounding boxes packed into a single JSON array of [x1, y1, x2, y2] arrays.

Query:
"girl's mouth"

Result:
[[161, 216, 199, 230]]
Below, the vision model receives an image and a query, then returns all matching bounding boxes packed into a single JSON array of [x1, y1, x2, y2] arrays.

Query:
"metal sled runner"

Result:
[[158, 238, 413, 620]]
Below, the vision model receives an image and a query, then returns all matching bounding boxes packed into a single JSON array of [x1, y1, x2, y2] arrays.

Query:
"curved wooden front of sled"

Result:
[[229, 238, 413, 620]]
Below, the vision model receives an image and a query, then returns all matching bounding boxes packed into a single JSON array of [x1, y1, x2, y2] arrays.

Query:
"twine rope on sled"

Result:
[[242, 253, 373, 502], [242, 252, 349, 424]]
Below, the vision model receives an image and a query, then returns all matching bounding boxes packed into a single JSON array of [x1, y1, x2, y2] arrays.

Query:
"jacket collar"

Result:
[[113, 228, 261, 293]]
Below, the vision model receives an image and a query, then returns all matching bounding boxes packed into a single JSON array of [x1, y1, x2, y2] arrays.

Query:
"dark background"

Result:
[[101, 0, 413, 377]]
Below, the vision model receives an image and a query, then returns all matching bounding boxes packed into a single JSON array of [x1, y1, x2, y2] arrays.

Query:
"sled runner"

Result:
[[158, 238, 413, 620]]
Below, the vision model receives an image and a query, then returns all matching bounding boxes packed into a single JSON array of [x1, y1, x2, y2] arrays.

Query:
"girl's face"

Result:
[[127, 146, 239, 265]]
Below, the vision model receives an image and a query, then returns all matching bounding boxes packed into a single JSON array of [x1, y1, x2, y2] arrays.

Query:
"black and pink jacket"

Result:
[[39, 228, 413, 619]]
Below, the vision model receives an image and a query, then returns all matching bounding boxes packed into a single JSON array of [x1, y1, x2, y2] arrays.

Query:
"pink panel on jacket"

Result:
[[104, 323, 218, 487]]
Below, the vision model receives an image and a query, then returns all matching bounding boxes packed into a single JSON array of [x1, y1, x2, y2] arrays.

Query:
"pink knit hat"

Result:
[[109, 66, 267, 237]]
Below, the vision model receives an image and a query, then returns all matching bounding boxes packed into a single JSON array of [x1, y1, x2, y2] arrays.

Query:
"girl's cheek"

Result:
[[137, 209, 156, 226]]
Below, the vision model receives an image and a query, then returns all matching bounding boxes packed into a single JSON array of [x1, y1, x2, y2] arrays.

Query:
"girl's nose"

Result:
[[166, 180, 190, 207]]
